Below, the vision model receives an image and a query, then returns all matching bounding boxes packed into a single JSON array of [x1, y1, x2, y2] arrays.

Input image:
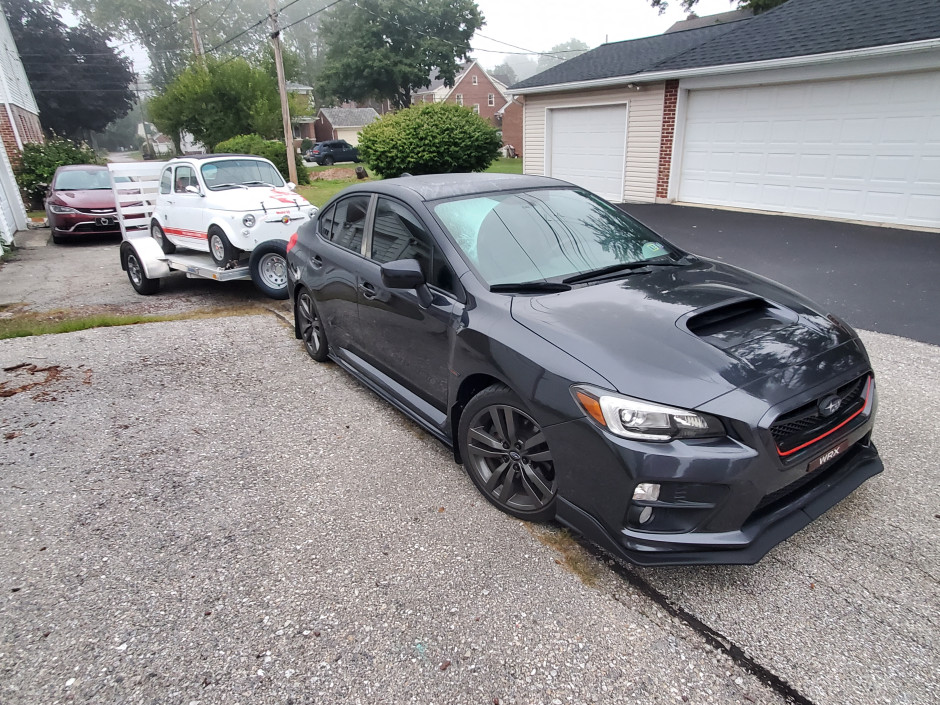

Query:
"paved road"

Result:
[[1, 228, 937, 704], [621, 205, 940, 346]]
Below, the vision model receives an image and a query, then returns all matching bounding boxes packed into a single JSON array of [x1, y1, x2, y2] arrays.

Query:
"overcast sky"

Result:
[[471, 0, 738, 67]]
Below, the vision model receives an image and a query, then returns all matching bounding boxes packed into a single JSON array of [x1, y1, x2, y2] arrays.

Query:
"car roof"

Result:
[[168, 153, 266, 162], [57, 164, 107, 171], [338, 173, 571, 202]]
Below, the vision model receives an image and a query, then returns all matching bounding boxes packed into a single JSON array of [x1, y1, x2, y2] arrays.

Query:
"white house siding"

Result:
[[522, 84, 665, 202]]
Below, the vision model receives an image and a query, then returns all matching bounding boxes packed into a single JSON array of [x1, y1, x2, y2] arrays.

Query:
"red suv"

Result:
[[44, 165, 134, 244]]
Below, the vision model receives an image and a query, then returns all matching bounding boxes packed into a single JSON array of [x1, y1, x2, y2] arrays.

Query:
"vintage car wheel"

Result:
[[208, 227, 238, 266], [249, 240, 289, 299], [151, 221, 175, 254]]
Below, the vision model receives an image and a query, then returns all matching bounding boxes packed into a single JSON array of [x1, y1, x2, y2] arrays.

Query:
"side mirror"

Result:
[[286, 182, 296, 191], [184, 185, 202, 196], [380, 258, 433, 307]]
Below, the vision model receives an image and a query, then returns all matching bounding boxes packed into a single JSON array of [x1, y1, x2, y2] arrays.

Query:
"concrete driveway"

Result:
[[621, 204, 940, 346], [0, 229, 937, 704]]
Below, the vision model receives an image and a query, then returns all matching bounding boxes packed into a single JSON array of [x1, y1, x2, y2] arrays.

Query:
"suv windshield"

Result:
[[432, 188, 681, 286], [199, 159, 285, 191]]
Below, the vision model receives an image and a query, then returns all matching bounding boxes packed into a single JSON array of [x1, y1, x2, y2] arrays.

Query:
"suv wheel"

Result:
[[322, 156, 334, 166]]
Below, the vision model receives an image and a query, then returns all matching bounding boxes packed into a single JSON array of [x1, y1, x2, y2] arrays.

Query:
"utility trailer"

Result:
[[109, 160, 299, 298]]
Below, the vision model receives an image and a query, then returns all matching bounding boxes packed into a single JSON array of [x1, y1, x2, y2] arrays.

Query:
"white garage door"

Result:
[[549, 105, 627, 201], [678, 72, 940, 228]]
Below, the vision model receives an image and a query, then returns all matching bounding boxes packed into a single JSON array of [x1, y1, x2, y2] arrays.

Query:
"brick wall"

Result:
[[500, 100, 523, 157], [0, 105, 44, 166], [655, 79, 680, 200], [445, 64, 508, 124]]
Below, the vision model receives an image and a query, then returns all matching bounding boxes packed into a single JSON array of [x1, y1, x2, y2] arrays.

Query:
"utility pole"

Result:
[[268, 0, 298, 185], [189, 3, 205, 60]]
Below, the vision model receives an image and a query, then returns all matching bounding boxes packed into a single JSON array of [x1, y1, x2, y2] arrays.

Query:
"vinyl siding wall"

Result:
[[522, 83, 666, 202]]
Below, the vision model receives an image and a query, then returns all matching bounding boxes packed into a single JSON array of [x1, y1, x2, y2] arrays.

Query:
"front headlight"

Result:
[[242, 214, 256, 228], [572, 385, 725, 441], [49, 204, 78, 214]]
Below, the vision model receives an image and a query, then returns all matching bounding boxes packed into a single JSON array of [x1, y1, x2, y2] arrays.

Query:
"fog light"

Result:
[[638, 507, 653, 524], [633, 483, 660, 502]]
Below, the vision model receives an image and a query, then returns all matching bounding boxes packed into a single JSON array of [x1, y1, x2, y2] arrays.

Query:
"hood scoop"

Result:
[[683, 297, 798, 350]]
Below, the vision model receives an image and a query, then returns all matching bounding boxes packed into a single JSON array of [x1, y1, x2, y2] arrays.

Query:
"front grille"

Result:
[[76, 208, 116, 215], [770, 374, 868, 455]]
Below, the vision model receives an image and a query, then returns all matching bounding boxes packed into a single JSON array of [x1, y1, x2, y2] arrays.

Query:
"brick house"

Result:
[[511, 0, 940, 230], [413, 61, 510, 125], [0, 8, 41, 245], [312, 107, 380, 146], [496, 98, 523, 157]]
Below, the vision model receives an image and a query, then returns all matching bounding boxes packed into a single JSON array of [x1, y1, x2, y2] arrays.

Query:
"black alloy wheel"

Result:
[[296, 289, 328, 361], [460, 385, 557, 521], [322, 156, 335, 166]]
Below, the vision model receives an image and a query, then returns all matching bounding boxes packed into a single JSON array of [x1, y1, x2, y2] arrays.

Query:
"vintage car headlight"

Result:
[[49, 204, 78, 214], [242, 214, 256, 228], [572, 385, 725, 441]]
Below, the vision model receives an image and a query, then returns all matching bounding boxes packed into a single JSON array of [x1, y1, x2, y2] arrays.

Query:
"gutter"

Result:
[[510, 37, 940, 95]]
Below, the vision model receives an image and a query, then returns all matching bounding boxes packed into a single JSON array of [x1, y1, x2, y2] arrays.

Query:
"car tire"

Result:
[[123, 248, 160, 295], [208, 227, 237, 266], [151, 221, 175, 254], [459, 385, 558, 522], [322, 156, 334, 166], [248, 240, 289, 299], [295, 288, 329, 361], [51, 232, 64, 245]]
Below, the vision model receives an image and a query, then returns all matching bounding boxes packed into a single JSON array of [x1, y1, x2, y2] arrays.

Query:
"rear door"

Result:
[[308, 194, 373, 352]]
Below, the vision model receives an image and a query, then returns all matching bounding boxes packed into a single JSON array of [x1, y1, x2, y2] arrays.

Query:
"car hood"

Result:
[[208, 186, 312, 213], [509, 258, 865, 410], [50, 189, 117, 209]]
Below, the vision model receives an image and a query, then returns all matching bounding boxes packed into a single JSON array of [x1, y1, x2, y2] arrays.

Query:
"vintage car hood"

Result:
[[509, 258, 868, 410], [207, 186, 312, 213]]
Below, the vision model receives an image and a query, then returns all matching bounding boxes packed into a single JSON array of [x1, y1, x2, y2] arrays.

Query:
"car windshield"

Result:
[[54, 169, 113, 191], [432, 188, 681, 286], [199, 159, 285, 190]]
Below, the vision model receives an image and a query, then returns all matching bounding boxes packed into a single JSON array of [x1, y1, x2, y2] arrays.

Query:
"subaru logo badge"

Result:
[[818, 394, 842, 418]]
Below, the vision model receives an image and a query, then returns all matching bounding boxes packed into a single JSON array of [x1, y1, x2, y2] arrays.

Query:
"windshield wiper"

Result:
[[490, 281, 572, 293], [243, 181, 275, 187], [562, 257, 685, 284], [213, 183, 249, 190]]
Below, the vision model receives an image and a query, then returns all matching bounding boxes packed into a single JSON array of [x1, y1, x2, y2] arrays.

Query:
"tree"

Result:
[[648, 0, 788, 14], [490, 62, 517, 87], [357, 102, 501, 178], [148, 57, 282, 153], [3, 0, 135, 139], [315, 0, 484, 110], [536, 39, 590, 74]]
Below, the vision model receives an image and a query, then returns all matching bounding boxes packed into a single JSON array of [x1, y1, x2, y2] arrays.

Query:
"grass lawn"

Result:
[[298, 157, 524, 207], [27, 210, 45, 220]]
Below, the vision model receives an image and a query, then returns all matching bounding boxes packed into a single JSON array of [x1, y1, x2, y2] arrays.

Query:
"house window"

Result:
[[472, 75, 478, 85], [455, 94, 463, 106], [488, 94, 495, 107], [472, 104, 480, 114]]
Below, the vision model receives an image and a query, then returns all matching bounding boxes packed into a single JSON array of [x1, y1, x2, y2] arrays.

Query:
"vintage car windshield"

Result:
[[432, 188, 681, 286], [199, 159, 286, 191], [53, 169, 126, 191]]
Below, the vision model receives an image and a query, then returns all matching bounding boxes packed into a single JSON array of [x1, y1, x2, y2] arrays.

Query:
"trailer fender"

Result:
[[120, 238, 170, 279]]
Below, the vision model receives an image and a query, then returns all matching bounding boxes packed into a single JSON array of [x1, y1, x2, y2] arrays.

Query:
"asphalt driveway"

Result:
[[621, 204, 940, 346]]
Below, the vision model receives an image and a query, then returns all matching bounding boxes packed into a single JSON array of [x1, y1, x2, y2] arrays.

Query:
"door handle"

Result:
[[311, 255, 323, 268], [359, 281, 376, 299]]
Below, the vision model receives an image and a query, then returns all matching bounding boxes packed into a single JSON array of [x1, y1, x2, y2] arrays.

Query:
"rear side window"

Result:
[[323, 195, 370, 253], [159, 168, 172, 194], [370, 197, 456, 293]]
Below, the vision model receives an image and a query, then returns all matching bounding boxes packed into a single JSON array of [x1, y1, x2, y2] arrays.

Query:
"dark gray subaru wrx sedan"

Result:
[[286, 173, 882, 566]]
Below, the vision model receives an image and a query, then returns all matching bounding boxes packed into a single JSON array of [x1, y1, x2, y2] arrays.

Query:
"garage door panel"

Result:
[[678, 71, 940, 227], [549, 105, 626, 201]]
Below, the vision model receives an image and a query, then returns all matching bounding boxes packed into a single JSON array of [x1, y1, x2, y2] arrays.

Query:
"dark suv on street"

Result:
[[305, 140, 359, 166]]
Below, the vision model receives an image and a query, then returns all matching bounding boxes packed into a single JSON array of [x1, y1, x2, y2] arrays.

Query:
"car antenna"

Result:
[[261, 202, 267, 214]]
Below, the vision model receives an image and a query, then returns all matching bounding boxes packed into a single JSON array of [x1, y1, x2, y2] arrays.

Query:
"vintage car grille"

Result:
[[770, 374, 869, 455]]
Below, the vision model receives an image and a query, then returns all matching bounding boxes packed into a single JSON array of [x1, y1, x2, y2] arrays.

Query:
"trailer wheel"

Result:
[[208, 227, 238, 266], [151, 221, 175, 254], [124, 249, 160, 295], [249, 240, 289, 300]]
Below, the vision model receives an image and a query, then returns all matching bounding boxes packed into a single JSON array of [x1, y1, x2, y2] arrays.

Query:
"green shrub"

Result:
[[357, 102, 501, 178], [301, 138, 314, 152], [213, 134, 310, 185], [15, 138, 100, 206]]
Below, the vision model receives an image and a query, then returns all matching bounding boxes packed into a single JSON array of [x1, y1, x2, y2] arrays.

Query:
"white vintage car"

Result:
[[150, 154, 317, 297]]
